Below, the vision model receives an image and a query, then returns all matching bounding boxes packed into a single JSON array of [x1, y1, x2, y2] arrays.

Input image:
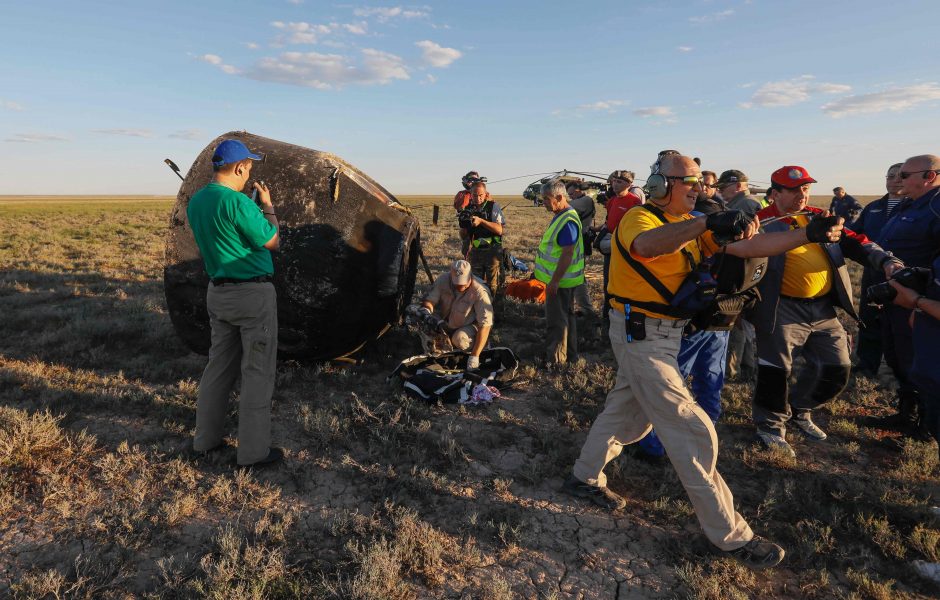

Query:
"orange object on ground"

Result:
[[505, 277, 546, 303]]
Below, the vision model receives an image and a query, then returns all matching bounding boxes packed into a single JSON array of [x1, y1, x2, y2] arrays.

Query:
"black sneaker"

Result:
[[724, 536, 785, 569], [561, 475, 626, 510], [239, 447, 284, 469]]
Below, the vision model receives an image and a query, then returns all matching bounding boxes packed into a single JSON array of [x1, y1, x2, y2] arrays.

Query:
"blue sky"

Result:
[[3, 0, 940, 196]]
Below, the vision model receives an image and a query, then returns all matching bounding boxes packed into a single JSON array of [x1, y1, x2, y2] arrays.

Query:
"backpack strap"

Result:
[[642, 204, 698, 271], [612, 226, 695, 318]]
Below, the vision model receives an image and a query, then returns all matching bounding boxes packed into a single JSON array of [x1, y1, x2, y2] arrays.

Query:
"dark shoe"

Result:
[[863, 412, 916, 432], [562, 475, 626, 510], [239, 447, 284, 469], [723, 536, 785, 569]]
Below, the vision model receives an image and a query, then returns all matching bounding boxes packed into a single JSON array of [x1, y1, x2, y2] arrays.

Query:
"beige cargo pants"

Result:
[[573, 309, 754, 551], [194, 281, 278, 465]]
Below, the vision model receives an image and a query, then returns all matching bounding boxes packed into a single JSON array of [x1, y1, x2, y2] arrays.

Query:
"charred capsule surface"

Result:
[[164, 131, 420, 360]]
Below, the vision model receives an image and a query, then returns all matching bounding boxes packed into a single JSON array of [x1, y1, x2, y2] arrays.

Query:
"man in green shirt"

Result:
[[187, 139, 282, 468]]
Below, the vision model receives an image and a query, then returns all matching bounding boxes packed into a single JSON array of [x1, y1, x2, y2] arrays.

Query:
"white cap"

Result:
[[450, 260, 472, 286]]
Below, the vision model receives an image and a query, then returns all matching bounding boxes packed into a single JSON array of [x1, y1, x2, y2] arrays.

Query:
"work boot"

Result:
[[723, 536, 785, 569], [790, 414, 827, 441], [863, 411, 918, 432], [755, 431, 796, 458], [562, 475, 626, 510], [864, 394, 918, 432]]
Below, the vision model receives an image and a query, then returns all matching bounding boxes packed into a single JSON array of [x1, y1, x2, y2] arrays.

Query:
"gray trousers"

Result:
[[545, 286, 577, 364], [195, 282, 278, 465], [752, 298, 851, 437]]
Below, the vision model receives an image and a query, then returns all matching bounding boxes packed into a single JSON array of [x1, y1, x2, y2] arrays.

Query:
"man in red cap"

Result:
[[749, 166, 901, 456]]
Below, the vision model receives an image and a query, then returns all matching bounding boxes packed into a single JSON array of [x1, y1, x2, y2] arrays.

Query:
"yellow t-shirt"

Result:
[[780, 214, 832, 298], [608, 207, 718, 319]]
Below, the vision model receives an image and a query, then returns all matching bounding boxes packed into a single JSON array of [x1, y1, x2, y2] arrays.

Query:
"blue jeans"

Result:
[[639, 329, 730, 456]]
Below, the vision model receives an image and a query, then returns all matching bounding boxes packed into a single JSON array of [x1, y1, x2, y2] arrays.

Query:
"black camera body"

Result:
[[866, 267, 932, 305], [458, 206, 486, 230]]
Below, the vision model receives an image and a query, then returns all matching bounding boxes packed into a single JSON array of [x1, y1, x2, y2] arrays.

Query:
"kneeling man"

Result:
[[408, 260, 494, 368]]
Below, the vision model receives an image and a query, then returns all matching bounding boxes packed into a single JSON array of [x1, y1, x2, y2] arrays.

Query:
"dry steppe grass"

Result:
[[0, 195, 938, 598]]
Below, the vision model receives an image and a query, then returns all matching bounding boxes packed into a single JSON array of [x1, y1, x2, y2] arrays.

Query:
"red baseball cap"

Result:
[[771, 165, 817, 188]]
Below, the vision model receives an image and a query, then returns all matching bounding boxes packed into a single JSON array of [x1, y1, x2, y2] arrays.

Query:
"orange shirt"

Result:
[[608, 208, 718, 319]]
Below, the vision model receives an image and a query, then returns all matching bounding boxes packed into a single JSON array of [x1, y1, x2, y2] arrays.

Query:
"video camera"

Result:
[[866, 267, 931, 305], [461, 174, 488, 188], [458, 205, 487, 229]]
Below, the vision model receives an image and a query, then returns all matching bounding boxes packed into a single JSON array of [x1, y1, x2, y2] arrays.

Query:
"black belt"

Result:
[[780, 294, 827, 304], [211, 275, 273, 286]]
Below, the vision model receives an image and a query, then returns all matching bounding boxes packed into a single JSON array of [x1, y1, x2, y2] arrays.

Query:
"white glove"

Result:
[[466, 355, 480, 369]]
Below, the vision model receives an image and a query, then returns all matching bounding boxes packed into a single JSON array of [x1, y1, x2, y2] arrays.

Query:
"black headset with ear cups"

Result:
[[645, 149, 681, 201]]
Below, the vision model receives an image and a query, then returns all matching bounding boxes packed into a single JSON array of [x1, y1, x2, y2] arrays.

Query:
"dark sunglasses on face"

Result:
[[899, 170, 939, 179]]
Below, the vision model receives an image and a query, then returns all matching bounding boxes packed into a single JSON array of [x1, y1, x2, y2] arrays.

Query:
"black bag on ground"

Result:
[[387, 347, 519, 404]]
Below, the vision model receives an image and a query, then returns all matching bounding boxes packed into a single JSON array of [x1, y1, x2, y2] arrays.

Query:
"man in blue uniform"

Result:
[[865, 154, 940, 436]]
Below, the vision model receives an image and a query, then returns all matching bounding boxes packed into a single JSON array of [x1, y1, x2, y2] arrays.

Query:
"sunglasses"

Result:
[[666, 175, 703, 186], [899, 170, 939, 179]]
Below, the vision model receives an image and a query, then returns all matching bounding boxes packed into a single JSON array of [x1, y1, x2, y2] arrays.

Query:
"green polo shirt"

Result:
[[187, 183, 277, 279]]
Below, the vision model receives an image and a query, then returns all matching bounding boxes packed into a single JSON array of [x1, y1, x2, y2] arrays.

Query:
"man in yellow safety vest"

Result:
[[534, 179, 585, 365]]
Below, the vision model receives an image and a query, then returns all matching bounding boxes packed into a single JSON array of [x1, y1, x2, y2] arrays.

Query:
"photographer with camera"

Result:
[[459, 181, 506, 300], [453, 170, 487, 211], [406, 259, 494, 362], [749, 166, 900, 457], [455, 171, 489, 254], [563, 153, 845, 569], [863, 154, 940, 438]]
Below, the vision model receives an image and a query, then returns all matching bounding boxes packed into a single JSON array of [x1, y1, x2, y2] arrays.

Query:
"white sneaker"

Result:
[[755, 431, 796, 457], [912, 560, 940, 584], [790, 415, 828, 441]]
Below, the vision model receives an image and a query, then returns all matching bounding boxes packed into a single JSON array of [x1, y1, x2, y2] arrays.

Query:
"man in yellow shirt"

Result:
[[751, 166, 901, 456], [564, 153, 845, 569]]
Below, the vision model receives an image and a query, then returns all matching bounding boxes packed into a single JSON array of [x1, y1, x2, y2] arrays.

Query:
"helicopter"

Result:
[[521, 170, 609, 206]]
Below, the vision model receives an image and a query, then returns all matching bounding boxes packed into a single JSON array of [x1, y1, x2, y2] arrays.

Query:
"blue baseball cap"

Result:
[[212, 139, 262, 167]]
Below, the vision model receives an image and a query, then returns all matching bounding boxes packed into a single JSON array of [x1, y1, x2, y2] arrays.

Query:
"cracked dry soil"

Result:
[[2, 198, 939, 598]]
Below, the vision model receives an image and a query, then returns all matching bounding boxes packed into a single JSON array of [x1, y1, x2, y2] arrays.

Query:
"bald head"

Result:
[[660, 155, 700, 177], [905, 154, 940, 170], [899, 154, 940, 200]]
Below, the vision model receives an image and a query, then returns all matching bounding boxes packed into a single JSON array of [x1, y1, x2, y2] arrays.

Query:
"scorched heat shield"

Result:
[[164, 131, 420, 360]]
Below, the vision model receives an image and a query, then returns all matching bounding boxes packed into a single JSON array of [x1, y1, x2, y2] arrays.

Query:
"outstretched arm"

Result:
[[724, 228, 809, 258], [632, 218, 708, 258]]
